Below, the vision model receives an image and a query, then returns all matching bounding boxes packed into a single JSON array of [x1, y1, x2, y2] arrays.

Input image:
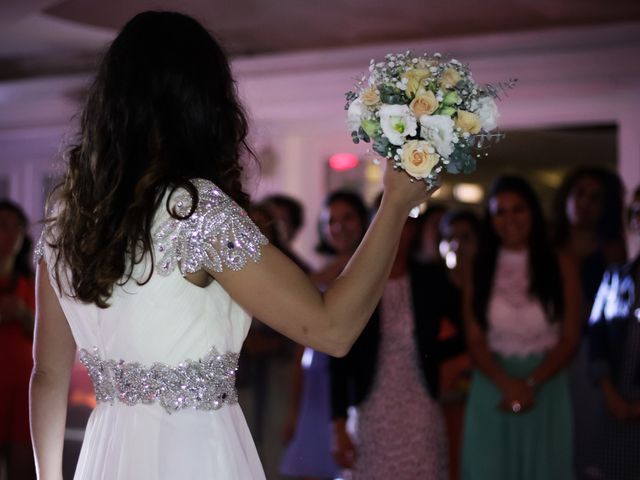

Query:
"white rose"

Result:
[[379, 104, 417, 146], [400, 140, 439, 179], [347, 99, 366, 132], [419, 114, 455, 159], [476, 96, 499, 132]]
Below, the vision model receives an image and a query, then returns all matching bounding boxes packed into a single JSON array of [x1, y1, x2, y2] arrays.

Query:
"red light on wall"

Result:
[[329, 153, 359, 171]]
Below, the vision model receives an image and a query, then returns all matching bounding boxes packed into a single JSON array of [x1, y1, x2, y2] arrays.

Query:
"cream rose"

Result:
[[410, 90, 439, 117], [400, 140, 440, 179], [439, 68, 461, 89], [402, 68, 431, 96], [361, 86, 380, 106], [456, 110, 482, 134]]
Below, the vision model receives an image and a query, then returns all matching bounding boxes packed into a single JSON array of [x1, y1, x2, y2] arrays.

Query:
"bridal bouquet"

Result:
[[346, 51, 515, 188]]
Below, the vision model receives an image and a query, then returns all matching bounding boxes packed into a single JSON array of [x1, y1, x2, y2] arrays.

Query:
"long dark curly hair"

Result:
[[472, 176, 564, 328], [45, 11, 252, 307]]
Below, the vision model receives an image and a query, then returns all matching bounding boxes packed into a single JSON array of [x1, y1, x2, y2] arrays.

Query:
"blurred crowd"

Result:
[[2, 166, 640, 479]]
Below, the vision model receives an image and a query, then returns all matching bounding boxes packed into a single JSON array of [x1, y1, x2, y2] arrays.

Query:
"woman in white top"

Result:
[[462, 176, 580, 480], [28, 11, 430, 480]]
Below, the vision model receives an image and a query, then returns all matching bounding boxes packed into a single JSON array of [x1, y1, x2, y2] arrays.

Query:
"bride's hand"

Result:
[[381, 161, 436, 214]]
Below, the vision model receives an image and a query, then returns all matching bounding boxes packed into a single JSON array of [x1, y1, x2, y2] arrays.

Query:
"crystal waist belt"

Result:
[[79, 347, 239, 414]]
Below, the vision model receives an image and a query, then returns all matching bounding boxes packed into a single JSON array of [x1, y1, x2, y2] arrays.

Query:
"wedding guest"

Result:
[[554, 166, 627, 311], [586, 183, 640, 480], [415, 203, 447, 262], [462, 176, 580, 480], [280, 190, 368, 480], [263, 194, 305, 246], [0, 200, 36, 480], [329, 198, 464, 480], [263, 194, 310, 273], [553, 166, 627, 478], [433, 209, 479, 480]]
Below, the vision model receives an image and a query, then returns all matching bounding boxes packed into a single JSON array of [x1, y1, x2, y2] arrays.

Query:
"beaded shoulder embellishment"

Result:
[[79, 347, 240, 414], [33, 233, 46, 264], [153, 179, 268, 276]]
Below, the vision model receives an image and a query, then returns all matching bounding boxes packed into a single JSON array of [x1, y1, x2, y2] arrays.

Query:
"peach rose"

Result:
[[402, 68, 431, 96], [455, 110, 482, 134], [410, 90, 438, 117], [439, 68, 461, 89], [361, 86, 380, 106], [400, 140, 439, 179]]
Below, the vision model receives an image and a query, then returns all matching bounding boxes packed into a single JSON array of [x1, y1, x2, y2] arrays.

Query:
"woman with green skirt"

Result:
[[462, 176, 581, 480]]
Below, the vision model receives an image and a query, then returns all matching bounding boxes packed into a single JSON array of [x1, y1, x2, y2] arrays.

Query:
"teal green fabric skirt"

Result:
[[462, 354, 572, 480]]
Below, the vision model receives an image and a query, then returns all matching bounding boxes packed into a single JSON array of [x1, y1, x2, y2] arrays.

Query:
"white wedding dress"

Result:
[[38, 179, 268, 479]]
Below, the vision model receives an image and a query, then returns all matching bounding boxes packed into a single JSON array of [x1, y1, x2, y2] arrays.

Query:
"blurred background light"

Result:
[[329, 152, 359, 171], [453, 183, 484, 204]]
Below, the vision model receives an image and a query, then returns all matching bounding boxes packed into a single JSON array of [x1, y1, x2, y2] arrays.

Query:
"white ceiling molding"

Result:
[[235, 22, 640, 128]]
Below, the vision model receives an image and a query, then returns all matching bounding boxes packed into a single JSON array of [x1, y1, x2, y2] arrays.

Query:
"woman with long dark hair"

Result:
[[29, 11, 429, 480], [0, 200, 36, 479], [584, 185, 640, 480], [553, 166, 627, 478], [554, 167, 626, 294], [462, 176, 580, 480]]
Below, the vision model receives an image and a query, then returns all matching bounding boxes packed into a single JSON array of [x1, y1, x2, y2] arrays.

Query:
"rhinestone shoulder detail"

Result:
[[33, 233, 46, 264], [79, 347, 240, 414], [153, 179, 268, 276]]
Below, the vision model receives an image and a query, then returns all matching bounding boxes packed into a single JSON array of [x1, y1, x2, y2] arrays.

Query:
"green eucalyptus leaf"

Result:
[[372, 137, 391, 157], [358, 126, 371, 143]]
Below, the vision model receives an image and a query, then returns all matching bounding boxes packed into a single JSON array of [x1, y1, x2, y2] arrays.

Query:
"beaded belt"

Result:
[[79, 347, 239, 414]]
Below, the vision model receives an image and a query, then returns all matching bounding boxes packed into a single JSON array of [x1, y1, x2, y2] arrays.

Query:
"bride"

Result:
[[29, 11, 430, 480]]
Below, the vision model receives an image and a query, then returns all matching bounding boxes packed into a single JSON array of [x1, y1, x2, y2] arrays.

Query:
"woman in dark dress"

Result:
[[586, 185, 640, 480], [553, 167, 627, 478]]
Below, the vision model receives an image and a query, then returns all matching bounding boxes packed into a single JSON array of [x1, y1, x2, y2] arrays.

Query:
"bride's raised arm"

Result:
[[212, 165, 429, 357]]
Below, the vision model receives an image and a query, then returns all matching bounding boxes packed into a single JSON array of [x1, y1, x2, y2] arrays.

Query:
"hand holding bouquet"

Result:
[[346, 52, 515, 189]]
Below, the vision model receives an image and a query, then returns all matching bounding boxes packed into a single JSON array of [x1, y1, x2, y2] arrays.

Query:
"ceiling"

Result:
[[1, 0, 640, 80]]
